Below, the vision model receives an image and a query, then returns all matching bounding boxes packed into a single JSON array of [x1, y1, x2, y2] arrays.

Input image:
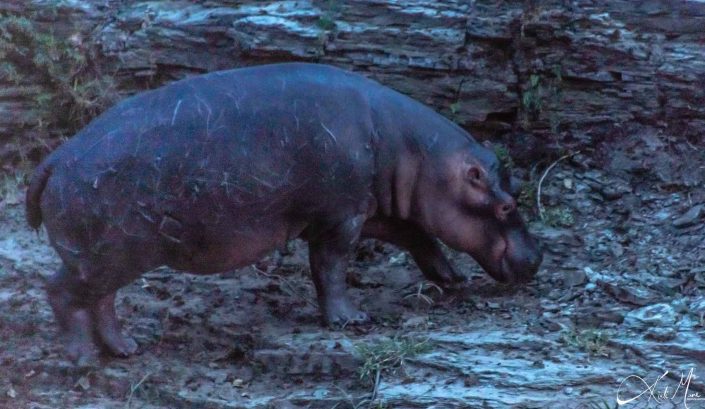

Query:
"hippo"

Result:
[[26, 63, 541, 363]]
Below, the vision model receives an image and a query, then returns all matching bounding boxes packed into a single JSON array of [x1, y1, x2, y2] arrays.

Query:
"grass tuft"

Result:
[[560, 328, 611, 357], [356, 336, 432, 383]]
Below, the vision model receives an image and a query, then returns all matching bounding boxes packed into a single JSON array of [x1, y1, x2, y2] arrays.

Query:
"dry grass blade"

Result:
[[402, 282, 444, 306], [537, 151, 579, 221], [125, 372, 151, 409]]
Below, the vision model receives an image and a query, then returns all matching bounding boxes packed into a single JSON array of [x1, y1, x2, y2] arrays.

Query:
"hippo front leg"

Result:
[[362, 217, 467, 287], [307, 215, 369, 326]]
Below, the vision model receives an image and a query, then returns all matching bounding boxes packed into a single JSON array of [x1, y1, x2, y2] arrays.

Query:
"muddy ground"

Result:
[[0, 128, 703, 408]]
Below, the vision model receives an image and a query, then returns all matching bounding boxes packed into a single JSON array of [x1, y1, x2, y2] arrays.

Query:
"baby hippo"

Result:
[[26, 63, 542, 363]]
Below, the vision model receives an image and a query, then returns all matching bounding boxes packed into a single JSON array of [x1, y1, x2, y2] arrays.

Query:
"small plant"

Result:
[[447, 100, 464, 124], [0, 170, 27, 203], [521, 74, 542, 118], [316, 16, 337, 31], [561, 328, 611, 357], [316, 0, 339, 31], [542, 206, 575, 227], [517, 179, 538, 210], [520, 65, 563, 129], [0, 13, 117, 138], [492, 143, 514, 170], [356, 337, 432, 383]]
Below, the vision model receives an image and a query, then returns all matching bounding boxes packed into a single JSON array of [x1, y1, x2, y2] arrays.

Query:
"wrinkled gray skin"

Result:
[[26, 63, 541, 364]]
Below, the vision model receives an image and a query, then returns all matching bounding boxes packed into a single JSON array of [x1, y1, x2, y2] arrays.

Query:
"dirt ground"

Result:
[[0, 127, 703, 408]]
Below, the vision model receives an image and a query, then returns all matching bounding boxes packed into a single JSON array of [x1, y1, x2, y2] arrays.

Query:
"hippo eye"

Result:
[[467, 166, 482, 184]]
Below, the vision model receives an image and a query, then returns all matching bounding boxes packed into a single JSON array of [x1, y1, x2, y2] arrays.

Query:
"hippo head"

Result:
[[414, 142, 542, 284]]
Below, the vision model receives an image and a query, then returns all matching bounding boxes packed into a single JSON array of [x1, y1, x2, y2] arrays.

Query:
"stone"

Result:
[[563, 269, 587, 287], [600, 281, 660, 306], [3, 0, 705, 165], [673, 204, 704, 228], [645, 327, 676, 341], [624, 303, 677, 331]]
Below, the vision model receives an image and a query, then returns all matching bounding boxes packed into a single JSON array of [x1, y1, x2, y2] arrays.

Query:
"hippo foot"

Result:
[[416, 254, 468, 290], [440, 276, 470, 291], [435, 273, 469, 290], [62, 312, 137, 363], [425, 267, 468, 290], [66, 341, 97, 367], [48, 281, 136, 363], [323, 299, 369, 327], [97, 330, 138, 357], [62, 309, 99, 366], [94, 294, 138, 357]]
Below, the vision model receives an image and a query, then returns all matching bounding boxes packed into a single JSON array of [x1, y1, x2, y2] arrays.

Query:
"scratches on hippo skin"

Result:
[[55, 240, 82, 257], [150, 158, 163, 192], [171, 99, 183, 126], [91, 166, 118, 190], [427, 132, 440, 150], [225, 91, 246, 114], [132, 129, 150, 157], [293, 99, 301, 131], [219, 171, 236, 197], [320, 122, 338, 145], [193, 94, 213, 137], [159, 215, 184, 244], [78, 130, 118, 161], [261, 177, 310, 213], [135, 201, 156, 224], [249, 174, 276, 190], [280, 127, 292, 147]]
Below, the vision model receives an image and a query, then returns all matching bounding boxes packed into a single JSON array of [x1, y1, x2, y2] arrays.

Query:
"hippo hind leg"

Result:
[[46, 264, 137, 365], [93, 292, 138, 357]]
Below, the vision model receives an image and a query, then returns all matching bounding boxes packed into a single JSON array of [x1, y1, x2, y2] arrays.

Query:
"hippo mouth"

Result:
[[497, 255, 528, 284], [498, 256, 515, 283], [489, 235, 541, 284]]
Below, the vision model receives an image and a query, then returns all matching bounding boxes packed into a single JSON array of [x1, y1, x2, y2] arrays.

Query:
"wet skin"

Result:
[[26, 63, 542, 364]]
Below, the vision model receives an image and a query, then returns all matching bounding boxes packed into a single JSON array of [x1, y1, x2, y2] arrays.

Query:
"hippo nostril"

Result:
[[497, 199, 516, 219]]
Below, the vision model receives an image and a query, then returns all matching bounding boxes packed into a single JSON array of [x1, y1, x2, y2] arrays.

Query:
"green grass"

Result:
[[561, 328, 611, 357], [0, 171, 26, 202], [542, 206, 576, 227], [355, 336, 432, 383], [316, 16, 337, 31], [492, 143, 514, 170], [0, 13, 117, 135]]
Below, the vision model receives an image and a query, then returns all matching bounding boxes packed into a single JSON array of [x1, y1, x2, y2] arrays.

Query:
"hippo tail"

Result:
[[25, 156, 56, 230]]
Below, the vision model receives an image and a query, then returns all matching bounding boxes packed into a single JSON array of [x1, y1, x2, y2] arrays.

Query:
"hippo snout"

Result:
[[497, 230, 542, 284], [503, 244, 542, 283]]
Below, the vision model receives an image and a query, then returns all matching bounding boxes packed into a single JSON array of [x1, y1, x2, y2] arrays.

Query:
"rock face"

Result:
[[1, 0, 704, 164]]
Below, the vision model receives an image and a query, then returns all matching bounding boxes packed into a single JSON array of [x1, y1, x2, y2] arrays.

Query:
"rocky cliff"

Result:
[[1, 0, 704, 167]]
